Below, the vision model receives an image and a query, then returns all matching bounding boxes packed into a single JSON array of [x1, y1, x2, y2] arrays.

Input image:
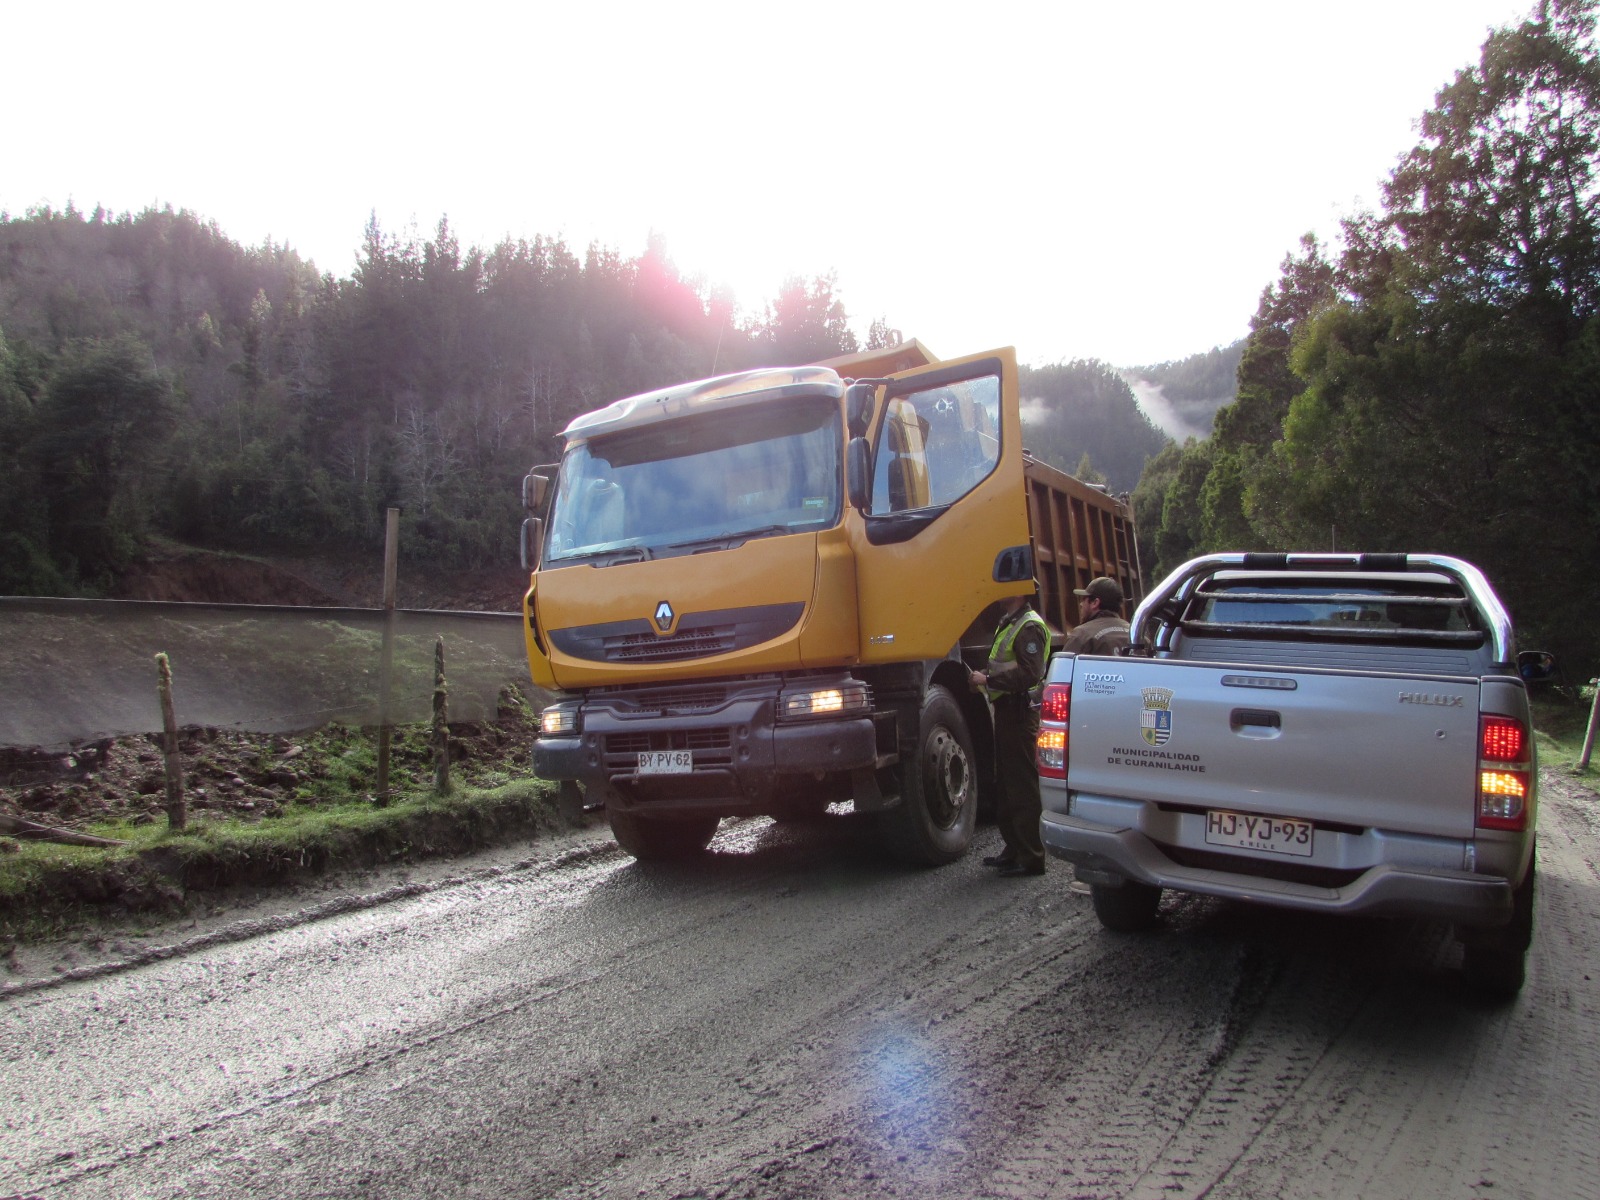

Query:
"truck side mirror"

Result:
[[523, 472, 550, 513], [520, 517, 544, 571], [847, 437, 872, 512], [845, 382, 878, 440]]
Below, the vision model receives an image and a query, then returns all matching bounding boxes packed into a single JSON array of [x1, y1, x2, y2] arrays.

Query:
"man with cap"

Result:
[[1061, 576, 1131, 656], [969, 592, 1052, 877]]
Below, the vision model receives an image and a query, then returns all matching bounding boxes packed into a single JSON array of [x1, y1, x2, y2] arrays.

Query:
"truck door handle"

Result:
[[1230, 708, 1281, 732]]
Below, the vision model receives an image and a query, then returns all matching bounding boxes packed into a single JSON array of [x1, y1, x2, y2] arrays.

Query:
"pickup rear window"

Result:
[[1183, 577, 1485, 646]]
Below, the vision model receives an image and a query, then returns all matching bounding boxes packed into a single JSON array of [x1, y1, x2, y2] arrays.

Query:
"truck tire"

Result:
[[608, 808, 720, 861], [878, 685, 977, 866], [1461, 854, 1536, 998], [1091, 880, 1163, 932]]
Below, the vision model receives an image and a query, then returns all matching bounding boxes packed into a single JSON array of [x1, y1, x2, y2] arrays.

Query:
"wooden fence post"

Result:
[[432, 636, 450, 794], [155, 652, 186, 830], [375, 507, 399, 805], [1579, 678, 1599, 773]]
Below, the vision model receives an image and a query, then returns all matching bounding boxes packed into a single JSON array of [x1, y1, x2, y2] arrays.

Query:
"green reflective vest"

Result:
[[984, 607, 1051, 701]]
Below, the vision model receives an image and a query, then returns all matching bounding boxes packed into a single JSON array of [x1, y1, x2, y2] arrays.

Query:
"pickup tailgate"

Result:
[[1066, 657, 1480, 839]]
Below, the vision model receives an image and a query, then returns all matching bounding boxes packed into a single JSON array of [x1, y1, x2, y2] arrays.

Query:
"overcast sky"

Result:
[[6, 1, 1523, 369]]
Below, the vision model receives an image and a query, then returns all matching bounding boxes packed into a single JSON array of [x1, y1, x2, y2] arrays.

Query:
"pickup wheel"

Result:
[[608, 808, 720, 861], [878, 685, 977, 867], [1461, 853, 1536, 999], [1090, 880, 1163, 932]]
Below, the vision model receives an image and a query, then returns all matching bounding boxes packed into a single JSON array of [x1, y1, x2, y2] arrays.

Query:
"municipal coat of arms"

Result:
[[1140, 687, 1174, 746]]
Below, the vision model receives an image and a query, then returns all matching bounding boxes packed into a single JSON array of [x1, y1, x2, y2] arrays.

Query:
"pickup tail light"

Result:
[[1480, 716, 1526, 763], [1036, 683, 1071, 779], [1476, 715, 1530, 830]]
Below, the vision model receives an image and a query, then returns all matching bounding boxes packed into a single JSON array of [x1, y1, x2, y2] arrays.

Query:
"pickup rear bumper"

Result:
[[1042, 809, 1517, 928]]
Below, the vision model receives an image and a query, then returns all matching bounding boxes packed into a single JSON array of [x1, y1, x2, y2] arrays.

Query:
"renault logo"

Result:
[[654, 601, 674, 633]]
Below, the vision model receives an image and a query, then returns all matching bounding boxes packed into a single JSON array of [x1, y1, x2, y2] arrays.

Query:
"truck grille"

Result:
[[623, 686, 729, 714], [610, 625, 735, 661], [549, 602, 804, 664], [606, 729, 733, 756]]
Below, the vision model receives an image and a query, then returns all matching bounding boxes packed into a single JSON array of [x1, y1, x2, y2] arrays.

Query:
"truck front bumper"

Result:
[[1041, 803, 1517, 929], [534, 687, 879, 816]]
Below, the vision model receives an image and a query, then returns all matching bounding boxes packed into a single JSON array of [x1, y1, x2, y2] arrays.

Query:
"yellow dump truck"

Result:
[[522, 341, 1140, 863]]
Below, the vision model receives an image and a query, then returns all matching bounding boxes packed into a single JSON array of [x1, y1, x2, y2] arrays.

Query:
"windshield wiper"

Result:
[[664, 525, 792, 553], [551, 544, 654, 566]]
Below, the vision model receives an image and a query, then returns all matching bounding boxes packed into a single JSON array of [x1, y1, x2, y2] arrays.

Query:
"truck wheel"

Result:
[[608, 808, 720, 861], [1090, 880, 1162, 932], [878, 685, 977, 866], [1462, 854, 1535, 998]]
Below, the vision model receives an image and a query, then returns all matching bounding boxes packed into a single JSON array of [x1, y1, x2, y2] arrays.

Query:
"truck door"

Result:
[[848, 347, 1033, 663]]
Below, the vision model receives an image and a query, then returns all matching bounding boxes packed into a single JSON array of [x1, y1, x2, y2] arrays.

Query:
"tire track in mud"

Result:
[[979, 922, 1362, 1200], [551, 879, 1113, 1199], [1185, 782, 1600, 1200], [976, 780, 1600, 1200], [646, 894, 1303, 1200]]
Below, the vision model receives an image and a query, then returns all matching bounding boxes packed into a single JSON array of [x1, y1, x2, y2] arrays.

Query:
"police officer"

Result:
[[1061, 576, 1131, 656], [968, 592, 1052, 876]]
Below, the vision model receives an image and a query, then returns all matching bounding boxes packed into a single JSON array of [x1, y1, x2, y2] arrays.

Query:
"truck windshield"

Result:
[[544, 398, 842, 564]]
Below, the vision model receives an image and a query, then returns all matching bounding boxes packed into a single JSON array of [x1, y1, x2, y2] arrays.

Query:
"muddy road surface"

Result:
[[4, 776, 1598, 1200]]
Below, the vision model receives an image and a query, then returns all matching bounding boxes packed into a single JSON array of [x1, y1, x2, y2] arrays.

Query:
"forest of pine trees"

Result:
[[0, 206, 1170, 596]]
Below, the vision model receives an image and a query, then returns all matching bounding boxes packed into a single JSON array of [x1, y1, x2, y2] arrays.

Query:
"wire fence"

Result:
[[0, 598, 540, 750]]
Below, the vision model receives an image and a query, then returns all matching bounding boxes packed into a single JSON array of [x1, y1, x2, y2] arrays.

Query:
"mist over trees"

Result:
[[1019, 360, 1169, 493], [1124, 341, 1245, 439], [1137, 0, 1600, 674]]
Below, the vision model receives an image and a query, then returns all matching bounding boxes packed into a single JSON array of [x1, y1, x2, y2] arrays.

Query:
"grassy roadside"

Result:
[[1532, 684, 1598, 772], [0, 721, 578, 944]]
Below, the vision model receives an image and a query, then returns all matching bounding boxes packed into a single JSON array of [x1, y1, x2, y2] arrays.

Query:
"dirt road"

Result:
[[4, 774, 1597, 1200]]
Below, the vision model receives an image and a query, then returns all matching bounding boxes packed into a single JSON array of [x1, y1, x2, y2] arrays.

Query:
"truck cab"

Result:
[[523, 342, 1138, 864]]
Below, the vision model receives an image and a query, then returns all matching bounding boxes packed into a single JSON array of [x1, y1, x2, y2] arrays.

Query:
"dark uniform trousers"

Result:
[[992, 692, 1045, 870]]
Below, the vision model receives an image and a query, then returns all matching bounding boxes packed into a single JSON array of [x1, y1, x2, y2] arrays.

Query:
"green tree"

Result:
[[1074, 451, 1107, 486], [36, 334, 174, 583], [758, 273, 860, 364], [1256, 0, 1600, 669]]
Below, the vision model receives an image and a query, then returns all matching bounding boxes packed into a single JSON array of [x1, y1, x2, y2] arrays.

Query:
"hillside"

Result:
[[1122, 340, 1245, 442], [0, 205, 1193, 594], [1018, 360, 1169, 493]]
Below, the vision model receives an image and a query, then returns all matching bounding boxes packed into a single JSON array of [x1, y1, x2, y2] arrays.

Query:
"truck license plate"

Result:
[[638, 750, 693, 775], [1204, 809, 1313, 857]]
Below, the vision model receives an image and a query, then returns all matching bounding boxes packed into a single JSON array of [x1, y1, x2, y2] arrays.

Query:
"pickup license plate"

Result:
[[1204, 809, 1313, 857], [638, 750, 692, 775]]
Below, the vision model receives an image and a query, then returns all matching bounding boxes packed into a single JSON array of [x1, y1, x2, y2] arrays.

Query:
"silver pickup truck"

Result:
[[1038, 552, 1551, 996]]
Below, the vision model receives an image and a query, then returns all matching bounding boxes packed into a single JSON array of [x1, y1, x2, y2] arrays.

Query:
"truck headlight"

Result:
[[780, 681, 870, 721], [540, 706, 579, 736]]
